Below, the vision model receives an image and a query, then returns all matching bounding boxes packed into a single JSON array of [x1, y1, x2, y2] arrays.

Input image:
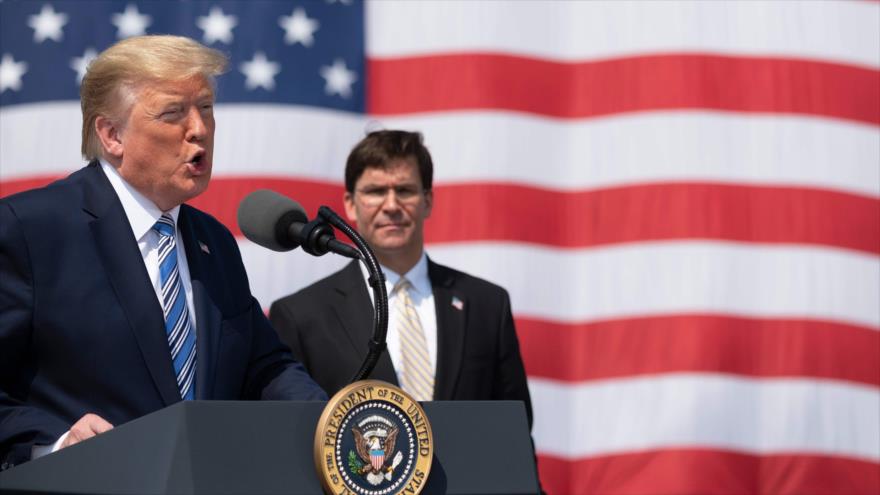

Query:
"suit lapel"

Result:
[[83, 163, 180, 406], [177, 206, 221, 400], [334, 261, 399, 385], [430, 260, 466, 400]]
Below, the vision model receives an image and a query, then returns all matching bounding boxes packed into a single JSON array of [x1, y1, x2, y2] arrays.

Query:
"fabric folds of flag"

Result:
[[1, 1, 878, 493]]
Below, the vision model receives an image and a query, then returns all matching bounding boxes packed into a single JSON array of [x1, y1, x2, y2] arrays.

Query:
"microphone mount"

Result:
[[295, 218, 361, 259], [317, 206, 388, 383]]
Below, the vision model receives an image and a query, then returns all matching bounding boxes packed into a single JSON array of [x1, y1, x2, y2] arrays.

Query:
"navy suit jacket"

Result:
[[269, 260, 533, 427], [0, 162, 326, 469]]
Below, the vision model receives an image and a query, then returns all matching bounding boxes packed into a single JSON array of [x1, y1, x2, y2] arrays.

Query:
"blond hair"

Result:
[[80, 35, 228, 160]]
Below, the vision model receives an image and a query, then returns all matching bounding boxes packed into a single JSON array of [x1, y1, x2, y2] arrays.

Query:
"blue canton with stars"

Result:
[[0, 0, 364, 113]]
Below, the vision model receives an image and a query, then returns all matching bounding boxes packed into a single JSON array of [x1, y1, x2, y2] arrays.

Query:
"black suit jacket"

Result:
[[269, 259, 533, 427], [0, 162, 326, 469]]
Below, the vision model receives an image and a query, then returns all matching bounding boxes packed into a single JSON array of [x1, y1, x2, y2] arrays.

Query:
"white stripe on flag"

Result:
[[381, 112, 880, 197], [5, 105, 878, 200], [427, 242, 880, 329], [367, 0, 880, 69], [240, 240, 880, 329], [529, 373, 880, 461], [0, 103, 369, 181]]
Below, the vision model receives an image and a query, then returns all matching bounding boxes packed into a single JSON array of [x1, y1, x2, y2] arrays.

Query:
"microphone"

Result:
[[237, 189, 360, 259]]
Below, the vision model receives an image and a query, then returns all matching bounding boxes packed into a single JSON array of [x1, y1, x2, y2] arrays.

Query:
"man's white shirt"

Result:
[[359, 253, 438, 384], [101, 160, 198, 329]]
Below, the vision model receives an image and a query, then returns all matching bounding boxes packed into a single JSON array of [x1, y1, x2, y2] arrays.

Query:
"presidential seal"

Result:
[[315, 380, 433, 495]]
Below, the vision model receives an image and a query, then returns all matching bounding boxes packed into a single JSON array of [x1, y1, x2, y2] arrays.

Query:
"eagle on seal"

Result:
[[352, 425, 400, 485]]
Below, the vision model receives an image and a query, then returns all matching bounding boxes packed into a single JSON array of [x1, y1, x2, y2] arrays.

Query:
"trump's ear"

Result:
[[94, 115, 124, 160]]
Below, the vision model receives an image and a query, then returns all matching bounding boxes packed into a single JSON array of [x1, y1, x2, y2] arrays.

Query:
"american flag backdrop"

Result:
[[1, 1, 879, 493]]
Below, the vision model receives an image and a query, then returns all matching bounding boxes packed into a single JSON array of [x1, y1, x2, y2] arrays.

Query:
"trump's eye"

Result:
[[160, 107, 182, 119]]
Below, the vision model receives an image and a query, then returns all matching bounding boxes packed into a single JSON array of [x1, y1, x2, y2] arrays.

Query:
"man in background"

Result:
[[270, 130, 533, 426], [0, 35, 325, 469]]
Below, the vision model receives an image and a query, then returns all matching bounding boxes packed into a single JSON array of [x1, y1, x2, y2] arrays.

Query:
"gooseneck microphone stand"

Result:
[[317, 206, 388, 383]]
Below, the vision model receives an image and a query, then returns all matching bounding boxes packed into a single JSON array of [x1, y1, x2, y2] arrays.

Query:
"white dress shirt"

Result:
[[32, 161, 199, 459], [360, 253, 438, 384], [100, 160, 198, 329]]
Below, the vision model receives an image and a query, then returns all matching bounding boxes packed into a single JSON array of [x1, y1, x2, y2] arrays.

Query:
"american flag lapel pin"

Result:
[[451, 296, 464, 311], [199, 241, 210, 254]]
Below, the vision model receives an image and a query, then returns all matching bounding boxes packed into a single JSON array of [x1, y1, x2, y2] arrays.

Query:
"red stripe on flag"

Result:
[[196, 179, 879, 255], [368, 53, 880, 125], [517, 315, 880, 386], [187, 176, 348, 232], [537, 450, 880, 495], [0, 175, 346, 216], [0, 176, 62, 198], [428, 182, 880, 255], [4, 177, 877, 254]]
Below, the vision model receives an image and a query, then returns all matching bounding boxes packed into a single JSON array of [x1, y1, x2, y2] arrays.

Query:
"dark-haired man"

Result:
[[269, 130, 533, 427]]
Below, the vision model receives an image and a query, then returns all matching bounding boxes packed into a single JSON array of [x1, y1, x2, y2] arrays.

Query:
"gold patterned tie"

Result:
[[393, 278, 434, 401]]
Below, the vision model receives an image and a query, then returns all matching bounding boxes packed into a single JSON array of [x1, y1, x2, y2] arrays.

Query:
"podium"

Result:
[[0, 401, 539, 494]]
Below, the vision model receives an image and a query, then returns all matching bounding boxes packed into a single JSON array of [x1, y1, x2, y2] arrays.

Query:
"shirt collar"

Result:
[[100, 159, 181, 240], [359, 251, 431, 296]]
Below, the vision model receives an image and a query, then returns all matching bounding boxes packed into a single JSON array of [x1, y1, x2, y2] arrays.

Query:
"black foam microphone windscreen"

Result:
[[237, 189, 308, 252]]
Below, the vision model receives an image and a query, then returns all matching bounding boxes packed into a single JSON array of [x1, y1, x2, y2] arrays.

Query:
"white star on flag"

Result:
[[196, 7, 237, 45], [278, 7, 319, 47], [70, 48, 98, 85], [111, 3, 152, 39], [27, 4, 69, 43], [0, 53, 28, 93], [240, 52, 281, 91], [320, 58, 357, 98]]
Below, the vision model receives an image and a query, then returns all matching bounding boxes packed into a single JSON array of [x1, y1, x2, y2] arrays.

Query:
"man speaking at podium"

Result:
[[270, 130, 533, 426], [0, 35, 325, 470]]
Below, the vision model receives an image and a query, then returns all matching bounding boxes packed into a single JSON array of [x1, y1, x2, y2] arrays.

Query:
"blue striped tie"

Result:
[[152, 214, 196, 400]]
